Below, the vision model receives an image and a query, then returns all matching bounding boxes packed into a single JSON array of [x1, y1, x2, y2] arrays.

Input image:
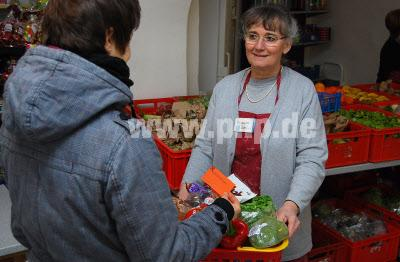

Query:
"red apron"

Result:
[[231, 69, 282, 195]]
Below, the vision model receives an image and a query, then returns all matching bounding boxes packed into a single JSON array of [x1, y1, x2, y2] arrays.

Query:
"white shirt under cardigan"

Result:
[[182, 67, 328, 261]]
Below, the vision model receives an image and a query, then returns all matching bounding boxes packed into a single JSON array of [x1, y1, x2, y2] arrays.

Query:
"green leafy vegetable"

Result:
[[186, 95, 211, 109], [240, 196, 276, 227], [362, 188, 400, 215], [248, 215, 288, 248], [339, 109, 400, 129]]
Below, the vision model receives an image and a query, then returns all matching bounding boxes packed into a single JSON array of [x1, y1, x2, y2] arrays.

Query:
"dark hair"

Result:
[[42, 0, 141, 55], [385, 9, 399, 37], [241, 4, 298, 40]]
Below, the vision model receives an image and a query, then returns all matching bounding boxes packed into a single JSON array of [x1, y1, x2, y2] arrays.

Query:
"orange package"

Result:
[[201, 167, 235, 197]]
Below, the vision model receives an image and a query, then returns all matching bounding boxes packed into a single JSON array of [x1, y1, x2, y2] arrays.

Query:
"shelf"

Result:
[[290, 10, 328, 16], [0, 4, 9, 9], [326, 160, 400, 176], [293, 40, 330, 47], [0, 46, 26, 58]]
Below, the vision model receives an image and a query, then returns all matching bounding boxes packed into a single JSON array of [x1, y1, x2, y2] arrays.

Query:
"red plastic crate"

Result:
[[353, 82, 400, 91], [134, 96, 203, 190], [344, 185, 400, 226], [153, 136, 191, 190], [134, 95, 202, 116], [313, 199, 400, 262], [343, 105, 400, 162], [342, 83, 399, 106], [351, 83, 400, 99], [326, 122, 371, 168], [372, 100, 400, 116], [358, 184, 401, 259], [308, 221, 347, 262], [202, 248, 282, 262], [133, 97, 176, 116]]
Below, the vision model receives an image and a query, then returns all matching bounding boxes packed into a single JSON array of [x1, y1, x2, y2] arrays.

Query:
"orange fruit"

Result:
[[315, 82, 326, 92], [344, 96, 355, 104], [325, 86, 340, 94]]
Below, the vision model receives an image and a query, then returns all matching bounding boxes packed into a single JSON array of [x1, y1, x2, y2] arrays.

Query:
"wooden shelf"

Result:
[[293, 40, 330, 47], [0, 4, 9, 9]]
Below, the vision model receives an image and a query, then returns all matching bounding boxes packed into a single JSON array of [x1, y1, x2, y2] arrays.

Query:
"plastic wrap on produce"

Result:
[[313, 202, 388, 242], [248, 216, 288, 248], [240, 196, 276, 227]]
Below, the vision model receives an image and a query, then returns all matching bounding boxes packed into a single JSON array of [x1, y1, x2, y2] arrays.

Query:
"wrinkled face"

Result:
[[245, 23, 291, 71]]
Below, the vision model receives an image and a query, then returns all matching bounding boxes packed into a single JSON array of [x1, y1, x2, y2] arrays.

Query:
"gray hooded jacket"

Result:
[[0, 46, 229, 261]]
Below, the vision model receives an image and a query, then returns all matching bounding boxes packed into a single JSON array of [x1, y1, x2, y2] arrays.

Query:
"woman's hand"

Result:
[[276, 200, 300, 238], [179, 184, 240, 219], [220, 192, 241, 220], [178, 183, 190, 201]]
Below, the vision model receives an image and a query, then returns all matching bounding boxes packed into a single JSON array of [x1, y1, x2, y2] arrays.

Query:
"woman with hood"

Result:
[[0, 0, 240, 261]]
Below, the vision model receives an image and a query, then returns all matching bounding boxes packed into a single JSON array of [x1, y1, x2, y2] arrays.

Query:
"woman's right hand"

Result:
[[221, 192, 241, 220]]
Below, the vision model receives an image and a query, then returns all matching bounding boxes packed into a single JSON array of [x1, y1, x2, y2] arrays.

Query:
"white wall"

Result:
[[305, 0, 399, 85], [128, 0, 192, 99], [199, 0, 220, 94], [187, 0, 200, 95]]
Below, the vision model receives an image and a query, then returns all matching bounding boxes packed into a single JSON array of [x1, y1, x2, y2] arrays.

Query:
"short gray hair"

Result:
[[241, 4, 298, 41]]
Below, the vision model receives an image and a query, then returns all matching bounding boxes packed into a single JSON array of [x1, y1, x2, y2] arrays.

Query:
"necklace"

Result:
[[245, 81, 276, 103]]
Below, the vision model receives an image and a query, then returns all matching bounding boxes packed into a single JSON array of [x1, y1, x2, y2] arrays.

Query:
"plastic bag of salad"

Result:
[[248, 215, 289, 248], [239, 195, 276, 227]]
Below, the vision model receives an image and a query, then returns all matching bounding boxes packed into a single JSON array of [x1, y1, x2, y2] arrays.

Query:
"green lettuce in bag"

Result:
[[248, 215, 289, 248], [240, 195, 276, 227]]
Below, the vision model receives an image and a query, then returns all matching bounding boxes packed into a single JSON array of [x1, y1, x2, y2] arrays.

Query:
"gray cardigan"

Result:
[[182, 67, 328, 261]]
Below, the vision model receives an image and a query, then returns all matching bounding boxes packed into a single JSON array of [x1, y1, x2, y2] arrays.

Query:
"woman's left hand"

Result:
[[276, 201, 300, 238]]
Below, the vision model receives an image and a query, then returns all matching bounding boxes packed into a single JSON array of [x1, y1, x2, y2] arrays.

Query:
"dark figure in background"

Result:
[[377, 9, 400, 83]]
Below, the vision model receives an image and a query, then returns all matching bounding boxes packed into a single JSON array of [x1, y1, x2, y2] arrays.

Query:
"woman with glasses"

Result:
[[0, 0, 241, 261], [179, 4, 327, 261]]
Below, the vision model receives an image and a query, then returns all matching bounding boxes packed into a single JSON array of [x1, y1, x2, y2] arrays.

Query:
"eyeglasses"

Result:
[[244, 32, 287, 46]]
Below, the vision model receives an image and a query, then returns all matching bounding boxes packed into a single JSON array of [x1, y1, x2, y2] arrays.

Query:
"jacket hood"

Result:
[[2, 46, 133, 142]]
